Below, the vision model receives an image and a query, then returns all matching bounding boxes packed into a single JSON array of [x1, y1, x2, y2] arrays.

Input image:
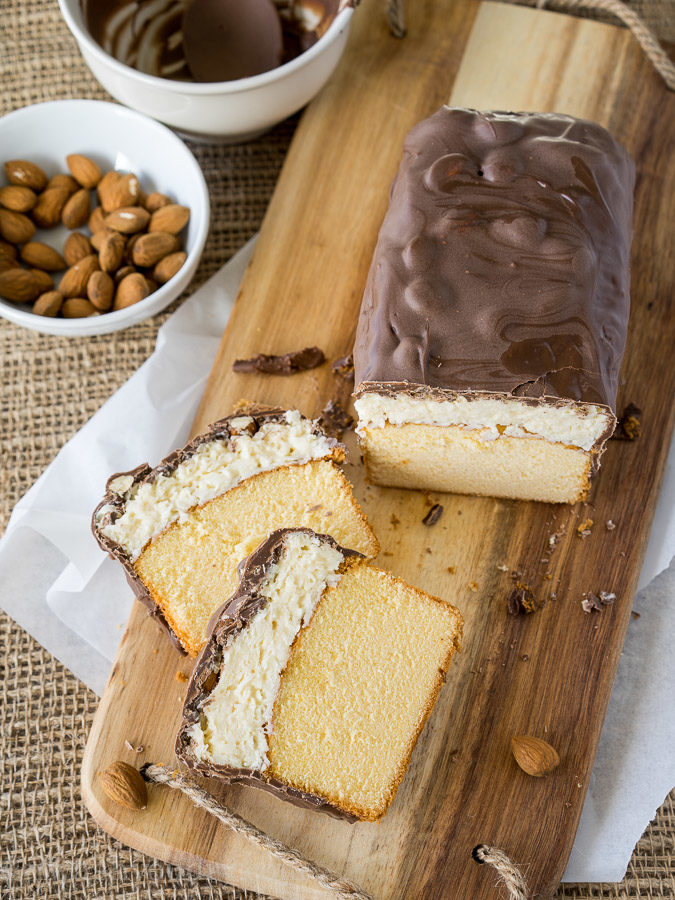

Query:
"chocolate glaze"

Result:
[[175, 527, 363, 820], [91, 408, 344, 654], [353, 107, 634, 422]]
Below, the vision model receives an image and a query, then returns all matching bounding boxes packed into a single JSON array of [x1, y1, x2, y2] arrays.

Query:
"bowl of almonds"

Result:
[[0, 99, 209, 336]]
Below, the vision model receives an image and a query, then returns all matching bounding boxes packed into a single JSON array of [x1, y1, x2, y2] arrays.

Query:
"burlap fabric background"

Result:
[[0, 1, 672, 897]]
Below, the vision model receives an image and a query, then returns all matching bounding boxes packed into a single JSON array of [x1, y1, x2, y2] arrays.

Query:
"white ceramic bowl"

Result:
[[57, 0, 354, 142], [0, 100, 209, 337]]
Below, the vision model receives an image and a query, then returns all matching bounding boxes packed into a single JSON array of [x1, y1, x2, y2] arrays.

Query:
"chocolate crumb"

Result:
[[317, 398, 354, 438], [582, 591, 615, 613], [496, 563, 508, 572], [612, 403, 642, 440], [331, 354, 354, 380], [507, 582, 539, 615], [124, 739, 134, 752], [390, 514, 400, 527], [631, 610, 641, 620], [422, 503, 444, 526], [447, 566, 456, 574], [520, 654, 530, 661], [468, 581, 478, 592], [175, 670, 189, 682], [383, 551, 393, 557], [233, 346, 325, 375], [606, 519, 617, 531], [599, 591, 616, 605], [425, 547, 432, 554]]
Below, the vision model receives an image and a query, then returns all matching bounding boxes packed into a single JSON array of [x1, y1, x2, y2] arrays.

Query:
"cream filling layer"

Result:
[[99, 411, 334, 560], [354, 392, 611, 451], [189, 533, 344, 771]]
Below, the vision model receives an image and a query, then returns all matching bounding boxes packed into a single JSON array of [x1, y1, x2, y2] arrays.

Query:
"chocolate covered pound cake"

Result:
[[176, 528, 463, 821], [354, 107, 635, 503], [93, 408, 378, 656]]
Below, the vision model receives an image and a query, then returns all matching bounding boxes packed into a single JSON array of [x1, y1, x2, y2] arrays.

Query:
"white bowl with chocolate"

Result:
[[0, 99, 209, 337], [58, 0, 354, 142]]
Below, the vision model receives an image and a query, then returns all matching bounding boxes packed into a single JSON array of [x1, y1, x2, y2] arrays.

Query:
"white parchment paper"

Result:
[[0, 236, 672, 883]]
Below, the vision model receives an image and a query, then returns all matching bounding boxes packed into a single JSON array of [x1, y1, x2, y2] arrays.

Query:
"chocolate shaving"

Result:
[[233, 346, 325, 375], [507, 583, 540, 615], [331, 353, 354, 381], [317, 399, 354, 438], [422, 503, 443, 526], [612, 403, 642, 440], [582, 590, 616, 613]]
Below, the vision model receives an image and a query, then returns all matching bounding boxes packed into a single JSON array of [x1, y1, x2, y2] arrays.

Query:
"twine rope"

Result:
[[385, 0, 675, 90], [472, 844, 530, 900], [140, 764, 374, 900]]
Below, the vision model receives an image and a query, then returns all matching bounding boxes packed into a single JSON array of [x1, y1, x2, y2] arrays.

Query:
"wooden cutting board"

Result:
[[81, 2, 675, 898]]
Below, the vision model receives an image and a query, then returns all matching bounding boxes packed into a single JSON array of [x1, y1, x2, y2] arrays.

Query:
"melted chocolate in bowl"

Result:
[[81, 0, 339, 82]]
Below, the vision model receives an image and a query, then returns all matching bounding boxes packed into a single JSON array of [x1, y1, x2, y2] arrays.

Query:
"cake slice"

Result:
[[92, 408, 379, 656], [176, 528, 463, 821], [354, 107, 635, 503]]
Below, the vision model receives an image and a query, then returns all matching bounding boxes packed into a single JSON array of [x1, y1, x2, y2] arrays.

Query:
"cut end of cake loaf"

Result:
[[92, 408, 379, 656], [176, 528, 463, 822], [355, 388, 615, 503]]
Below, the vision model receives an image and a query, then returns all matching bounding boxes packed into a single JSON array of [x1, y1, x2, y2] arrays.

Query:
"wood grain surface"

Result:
[[81, 3, 675, 898]]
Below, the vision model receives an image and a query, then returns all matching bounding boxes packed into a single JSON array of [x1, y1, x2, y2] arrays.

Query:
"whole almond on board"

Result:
[[511, 735, 560, 777], [89, 206, 107, 234], [64, 232, 93, 267], [98, 171, 140, 212], [20, 241, 66, 271], [149, 203, 189, 235], [87, 270, 114, 311], [114, 272, 149, 310], [154, 250, 186, 284], [33, 290, 63, 317], [99, 231, 126, 273], [105, 206, 150, 235], [30, 268, 55, 293], [0, 185, 37, 213], [62, 188, 90, 229], [132, 231, 179, 267], [47, 173, 79, 195], [66, 153, 102, 189], [0, 268, 41, 302], [144, 191, 171, 212], [62, 297, 99, 318], [32, 187, 69, 228], [59, 254, 99, 298], [0, 208, 36, 244], [99, 761, 147, 810], [4, 159, 47, 191]]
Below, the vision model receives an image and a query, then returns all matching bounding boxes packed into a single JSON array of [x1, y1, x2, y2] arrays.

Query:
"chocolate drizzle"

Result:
[[91, 407, 344, 654], [175, 527, 363, 820], [353, 107, 634, 413]]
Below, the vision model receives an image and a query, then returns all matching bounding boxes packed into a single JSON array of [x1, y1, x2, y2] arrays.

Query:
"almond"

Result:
[[149, 203, 189, 235], [20, 241, 66, 271], [154, 251, 186, 284], [0, 185, 37, 213], [64, 232, 93, 267], [114, 265, 136, 284], [98, 171, 140, 213], [0, 267, 41, 302], [4, 159, 47, 191], [62, 297, 99, 318], [32, 188, 69, 228], [144, 191, 171, 212], [89, 206, 107, 234], [30, 269, 55, 293], [0, 208, 36, 244], [511, 735, 560, 777], [114, 272, 149, 310], [132, 232, 179, 267], [87, 270, 114, 311], [47, 173, 79, 195], [105, 206, 150, 235], [0, 256, 15, 273], [66, 153, 102, 189], [59, 254, 99, 298], [90, 228, 116, 252], [0, 239, 17, 263], [33, 290, 63, 317], [62, 188, 91, 229], [99, 232, 126, 273], [99, 761, 147, 810], [144, 276, 159, 294]]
